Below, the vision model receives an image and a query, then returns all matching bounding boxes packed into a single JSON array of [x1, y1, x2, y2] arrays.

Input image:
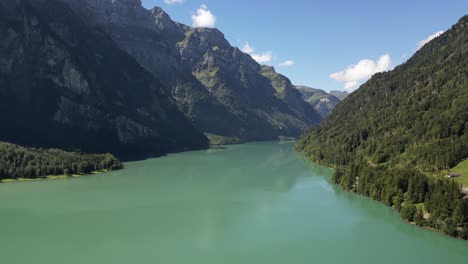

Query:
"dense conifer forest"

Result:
[[296, 16, 468, 238], [0, 142, 122, 181]]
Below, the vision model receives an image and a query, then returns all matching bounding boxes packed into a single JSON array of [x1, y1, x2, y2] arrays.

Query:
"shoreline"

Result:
[[295, 149, 468, 241], [0, 170, 111, 184], [1, 140, 295, 184]]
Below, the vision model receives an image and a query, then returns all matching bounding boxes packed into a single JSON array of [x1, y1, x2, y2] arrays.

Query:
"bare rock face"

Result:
[[110, 0, 155, 29], [330, 90, 350, 100], [54, 0, 322, 140], [0, 0, 208, 154], [296, 86, 343, 118], [151, 7, 181, 35]]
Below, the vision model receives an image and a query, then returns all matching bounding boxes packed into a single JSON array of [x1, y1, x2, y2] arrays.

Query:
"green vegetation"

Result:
[[446, 159, 468, 186], [415, 202, 428, 215], [296, 16, 468, 239], [0, 142, 122, 182], [205, 133, 243, 146], [278, 136, 297, 141]]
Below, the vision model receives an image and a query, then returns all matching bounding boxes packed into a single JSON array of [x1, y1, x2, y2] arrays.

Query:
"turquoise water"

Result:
[[0, 142, 467, 263]]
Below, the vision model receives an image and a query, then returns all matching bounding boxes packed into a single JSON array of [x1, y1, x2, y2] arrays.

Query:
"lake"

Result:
[[0, 142, 467, 263]]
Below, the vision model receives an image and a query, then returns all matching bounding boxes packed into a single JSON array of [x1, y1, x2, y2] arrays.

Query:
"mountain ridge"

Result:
[[329, 90, 349, 100], [0, 0, 208, 155], [295, 85, 343, 117], [58, 0, 322, 141]]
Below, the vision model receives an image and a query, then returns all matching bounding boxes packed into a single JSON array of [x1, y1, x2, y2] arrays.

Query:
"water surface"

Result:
[[0, 142, 467, 263]]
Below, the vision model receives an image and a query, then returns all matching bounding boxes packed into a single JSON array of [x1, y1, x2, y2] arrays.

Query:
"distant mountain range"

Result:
[[60, 0, 322, 142], [296, 86, 348, 117], [0, 0, 322, 156], [329, 90, 349, 101]]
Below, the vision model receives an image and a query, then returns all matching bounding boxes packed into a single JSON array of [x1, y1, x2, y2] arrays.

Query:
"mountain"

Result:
[[296, 16, 468, 238], [58, 0, 322, 142], [296, 86, 342, 117], [329, 90, 349, 100], [0, 0, 208, 155]]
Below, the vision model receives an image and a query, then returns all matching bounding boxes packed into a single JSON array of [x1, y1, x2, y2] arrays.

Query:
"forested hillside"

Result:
[[296, 16, 468, 238], [0, 142, 122, 181]]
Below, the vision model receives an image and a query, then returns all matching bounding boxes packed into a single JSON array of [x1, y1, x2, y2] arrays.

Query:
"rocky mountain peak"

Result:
[[177, 27, 231, 60], [261, 65, 277, 73], [189, 27, 230, 48], [49, 0, 322, 140], [108, 0, 155, 30], [150, 6, 182, 35], [57, 0, 153, 29], [296, 86, 342, 118], [151, 6, 169, 18], [329, 90, 349, 100]]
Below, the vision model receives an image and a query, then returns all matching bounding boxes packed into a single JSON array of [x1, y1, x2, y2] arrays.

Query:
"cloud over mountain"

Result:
[[241, 42, 273, 64], [192, 5, 216, 28], [416, 31, 444, 50], [330, 54, 392, 91], [279, 60, 295, 67]]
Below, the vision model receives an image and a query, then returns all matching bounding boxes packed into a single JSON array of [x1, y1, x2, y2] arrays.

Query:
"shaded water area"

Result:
[[0, 142, 467, 263]]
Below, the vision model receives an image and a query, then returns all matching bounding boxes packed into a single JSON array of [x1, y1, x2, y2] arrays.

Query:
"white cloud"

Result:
[[330, 54, 392, 91], [345, 81, 359, 90], [240, 42, 273, 64], [163, 0, 185, 4], [192, 5, 216, 28], [416, 30, 444, 50], [251, 51, 273, 64], [241, 42, 254, 54], [278, 60, 295, 67]]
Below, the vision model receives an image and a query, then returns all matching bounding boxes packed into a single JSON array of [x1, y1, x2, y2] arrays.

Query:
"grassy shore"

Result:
[[1, 170, 110, 184]]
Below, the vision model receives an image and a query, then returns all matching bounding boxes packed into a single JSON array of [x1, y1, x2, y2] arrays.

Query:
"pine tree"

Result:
[[414, 207, 425, 226], [401, 203, 417, 222], [393, 189, 404, 212], [453, 200, 464, 227]]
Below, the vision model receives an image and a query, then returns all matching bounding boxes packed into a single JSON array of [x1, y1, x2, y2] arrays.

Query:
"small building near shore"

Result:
[[446, 173, 462, 178]]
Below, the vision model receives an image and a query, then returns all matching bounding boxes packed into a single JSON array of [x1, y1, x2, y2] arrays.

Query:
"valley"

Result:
[[0, 1, 467, 262]]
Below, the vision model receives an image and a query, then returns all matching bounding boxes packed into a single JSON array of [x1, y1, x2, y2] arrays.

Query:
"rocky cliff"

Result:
[[0, 0, 208, 155], [296, 86, 342, 117], [329, 90, 349, 101], [59, 0, 322, 141]]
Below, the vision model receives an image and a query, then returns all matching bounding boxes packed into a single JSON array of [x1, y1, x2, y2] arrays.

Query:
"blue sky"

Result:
[[142, 0, 466, 92]]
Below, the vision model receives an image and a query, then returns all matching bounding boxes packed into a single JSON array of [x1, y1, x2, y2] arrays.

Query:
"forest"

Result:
[[296, 16, 468, 238], [0, 142, 122, 181]]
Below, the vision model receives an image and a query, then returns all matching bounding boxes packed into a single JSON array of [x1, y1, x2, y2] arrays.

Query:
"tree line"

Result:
[[0, 142, 122, 181], [296, 16, 468, 238], [332, 163, 468, 238]]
